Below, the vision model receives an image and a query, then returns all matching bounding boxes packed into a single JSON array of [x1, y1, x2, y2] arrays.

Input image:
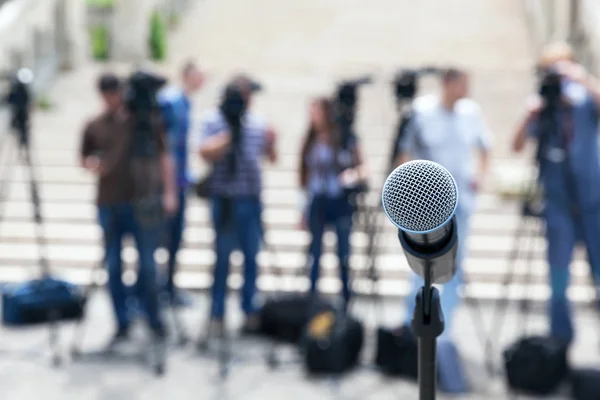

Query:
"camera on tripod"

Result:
[[335, 76, 372, 130], [392, 67, 439, 103], [125, 69, 168, 158], [538, 68, 562, 109], [6, 68, 34, 147], [220, 83, 249, 146]]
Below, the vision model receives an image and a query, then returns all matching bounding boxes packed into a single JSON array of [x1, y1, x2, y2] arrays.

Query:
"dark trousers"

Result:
[[165, 188, 187, 293], [308, 195, 353, 304], [210, 196, 262, 319], [98, 203, 164, 332], [544, 200, 600, 344]]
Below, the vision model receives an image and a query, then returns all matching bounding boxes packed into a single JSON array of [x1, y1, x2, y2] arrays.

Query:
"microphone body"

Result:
[[381, 160, 459, 284], [399, 217, 458, 284]]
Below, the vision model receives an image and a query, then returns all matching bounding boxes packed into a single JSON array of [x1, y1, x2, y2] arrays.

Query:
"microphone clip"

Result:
[[398, 220, 459, 285]]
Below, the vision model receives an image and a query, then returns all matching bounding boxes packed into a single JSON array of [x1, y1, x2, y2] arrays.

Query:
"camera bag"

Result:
[[302, 310, 364, 374]]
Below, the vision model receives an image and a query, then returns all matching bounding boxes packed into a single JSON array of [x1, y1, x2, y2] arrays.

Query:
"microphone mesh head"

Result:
[[382, 160, 458, 233]]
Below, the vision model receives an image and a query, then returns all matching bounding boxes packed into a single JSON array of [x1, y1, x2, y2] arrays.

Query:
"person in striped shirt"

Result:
[[198, 75, 277, 332]]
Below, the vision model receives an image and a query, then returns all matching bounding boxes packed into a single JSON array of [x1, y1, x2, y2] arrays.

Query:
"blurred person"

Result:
[[79, 73, 178, 347], [198, 75, 277, 333], [396, 67, 492, 339], [299, 97, 367, 308], [157, 61, 204, 306], [512, 42, 600, 345]]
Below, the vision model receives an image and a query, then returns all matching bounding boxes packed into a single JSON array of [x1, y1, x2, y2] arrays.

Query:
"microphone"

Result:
[[381, 160, 459, 284]]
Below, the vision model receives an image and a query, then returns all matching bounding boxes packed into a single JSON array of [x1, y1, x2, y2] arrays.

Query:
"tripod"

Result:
[[195, 219, 279, 379], [0, 126, 64, 366], [68, 192, 195, 376], [484, 184, 544, 374]]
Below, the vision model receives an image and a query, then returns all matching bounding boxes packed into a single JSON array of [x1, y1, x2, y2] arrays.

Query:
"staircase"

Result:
[[0, 0, 593, 305]]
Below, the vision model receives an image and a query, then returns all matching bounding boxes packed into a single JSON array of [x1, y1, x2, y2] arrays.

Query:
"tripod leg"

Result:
[[170, 304, 188, 347], [485, 216, 532, 374], [70, 267, 103, 359], [518, 218, 542, 335], [218, 328, 230, 379], [265, 341, 280, 369], [48, 310, 62, 367]]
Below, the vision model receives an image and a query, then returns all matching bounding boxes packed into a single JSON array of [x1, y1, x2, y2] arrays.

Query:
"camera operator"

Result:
[[79, 73, 177, 347], [512, 42, 600, 345], [396, 67, 492, 340], [198, 75, 277, 333], [158, 61, 204, 306], [299, 97, 367, 309]]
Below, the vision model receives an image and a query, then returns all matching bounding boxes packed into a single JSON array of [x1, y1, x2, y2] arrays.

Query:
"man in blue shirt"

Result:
[[396, 68, 492, 340], [513, 42, 600, 345], [158, 61, 204, 305]]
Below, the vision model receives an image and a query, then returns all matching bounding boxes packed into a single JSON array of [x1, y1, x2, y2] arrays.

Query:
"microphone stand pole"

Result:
[[412, 262, 444, 400]]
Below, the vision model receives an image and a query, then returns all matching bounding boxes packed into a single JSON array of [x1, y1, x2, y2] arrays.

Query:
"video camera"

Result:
[[335, 76, 372, 130], [220, 83, 248, 144], [393, 67, 439, 102], [126, 70, 167, 114], [125, 70, 168, 158], [538, 68, 562, 109], [6, 68, 34, 147]]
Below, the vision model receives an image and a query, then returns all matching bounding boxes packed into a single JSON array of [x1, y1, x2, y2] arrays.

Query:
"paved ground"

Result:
[[0, 0, 598, 398], [0, 292, 596, 400]]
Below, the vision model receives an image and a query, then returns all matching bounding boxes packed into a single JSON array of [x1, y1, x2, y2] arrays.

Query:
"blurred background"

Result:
[[0, 0, 598, 399]]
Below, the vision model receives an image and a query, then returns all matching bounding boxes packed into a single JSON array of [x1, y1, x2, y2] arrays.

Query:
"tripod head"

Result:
[[334, 75, 372, 147], [6, 68, 34, 147]]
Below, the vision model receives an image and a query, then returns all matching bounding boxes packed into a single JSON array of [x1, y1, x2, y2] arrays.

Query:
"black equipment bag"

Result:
[[258, 294, 335, 343], [503, 335, 569, 395], [2, 278, 86, 325], [375, 325, 418, 379], [571, 369, 600, 400], [302, 310, 364, 374], [571, 368, 600, 400]]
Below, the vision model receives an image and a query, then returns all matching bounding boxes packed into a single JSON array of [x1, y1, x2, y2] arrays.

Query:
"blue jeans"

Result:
[[98, 203, 164, 332], [404, 207, 471, 339], [544, 201, 600, 344], [210, 196, 262, 319], [165, 188, 187, 293], [308, 195, 353, 304]]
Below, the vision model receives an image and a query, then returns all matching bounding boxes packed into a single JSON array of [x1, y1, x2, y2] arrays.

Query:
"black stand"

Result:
[[0, 121, 63, 366], [411, 265, 444, 400]]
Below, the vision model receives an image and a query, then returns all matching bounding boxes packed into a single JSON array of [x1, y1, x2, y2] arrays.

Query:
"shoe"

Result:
[[152, 325, 168, 340], [208, 319, 225, 337], [241, 314, 261, 336], [106, 327, 129, 351]]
